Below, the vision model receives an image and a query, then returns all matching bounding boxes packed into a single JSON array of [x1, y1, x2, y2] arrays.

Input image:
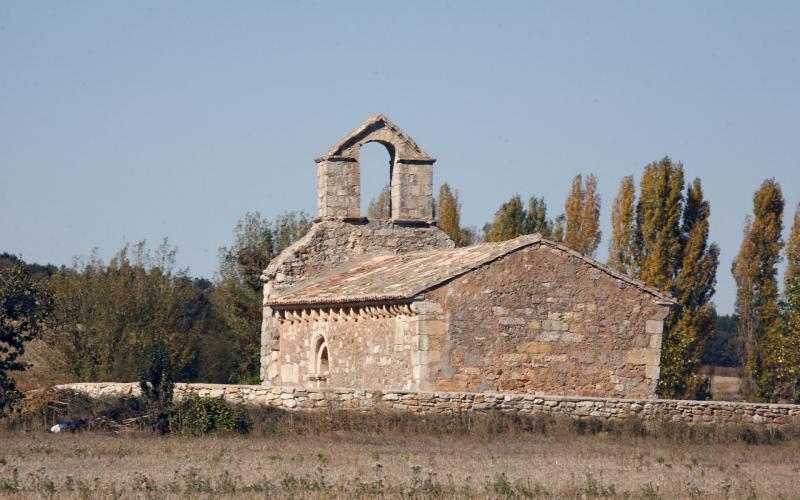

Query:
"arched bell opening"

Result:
[[315, 114, 435, 222], [359, 141, 395, 219]]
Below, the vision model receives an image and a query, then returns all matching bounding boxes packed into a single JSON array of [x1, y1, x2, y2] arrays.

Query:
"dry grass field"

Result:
[[1, 429, 799, 498]]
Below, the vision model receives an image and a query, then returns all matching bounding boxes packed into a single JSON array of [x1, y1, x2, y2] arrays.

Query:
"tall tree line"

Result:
[[482, 160, 719, 398], [609, 158, 720, 399], [6, 169, 800, 404], [732, 181, 800, 402]]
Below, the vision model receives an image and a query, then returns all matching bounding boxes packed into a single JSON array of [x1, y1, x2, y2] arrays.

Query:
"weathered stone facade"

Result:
[[422, 243, 669, 397], [260, 115, 673, 399], [57, 383, 800, 429], [260, 219, 454, 383], [264, 239, 671, 399]]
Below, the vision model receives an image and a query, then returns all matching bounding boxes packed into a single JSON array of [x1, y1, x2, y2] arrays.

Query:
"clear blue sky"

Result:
[[2, 1, 799, 314]]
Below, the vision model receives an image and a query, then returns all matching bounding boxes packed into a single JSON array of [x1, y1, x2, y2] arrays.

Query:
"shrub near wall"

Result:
[[170, 396, 251, 435]]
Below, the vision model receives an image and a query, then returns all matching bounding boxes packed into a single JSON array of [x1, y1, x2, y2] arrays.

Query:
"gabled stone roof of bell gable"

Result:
[[316, 113, 434, 162], [265, 234, 676, 308]]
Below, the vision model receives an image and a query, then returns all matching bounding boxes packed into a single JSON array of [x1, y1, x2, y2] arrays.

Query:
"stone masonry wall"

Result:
[[423, 243, 670, 399], [56, 383, 800, 428], [262, 219, 453, 292], [260, 219, 452, 383], [272, 310, 421, 390]]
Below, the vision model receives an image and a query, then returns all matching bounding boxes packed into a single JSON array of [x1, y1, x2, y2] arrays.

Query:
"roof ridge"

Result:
[[535, 239, 675, 304], [265, 233, 676, 307]]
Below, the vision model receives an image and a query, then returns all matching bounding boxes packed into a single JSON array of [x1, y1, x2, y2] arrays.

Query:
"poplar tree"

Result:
[[484, 195, 529, 242], [633, 158, 685, 290], [564, 174, 602, 256], [527, 197, 553, 238], [484, 195, 560, 243], [786, 204, 800, 286], [611, 158, 719, 398], [438, 184, 472, 247], [732, 179, 785, 401], [552, 215, 565, 243], [659, 179, 720, 398], [367, 185, 392, 219], [758, 202, 800, 402], [609, 176, 635, 274]]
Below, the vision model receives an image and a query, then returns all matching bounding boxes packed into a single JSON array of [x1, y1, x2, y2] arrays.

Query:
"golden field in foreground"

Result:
[[1, 430, 798, 499]]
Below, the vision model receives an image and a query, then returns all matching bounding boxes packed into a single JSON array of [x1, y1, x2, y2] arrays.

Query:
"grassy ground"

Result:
[[1, 430, 798, 498]]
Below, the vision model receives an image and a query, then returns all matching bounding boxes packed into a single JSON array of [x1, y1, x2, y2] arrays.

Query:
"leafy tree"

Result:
[[633, 158, 686, 289], [139, 337, 174, 409], [139, 337, 175, 432], [564, 174, 602, 256], [758, 275, 800, 402], [0, 253, 58, 280], [612, 158, 719, 398], [754, 200, 800, 402], [0, 265, 54, 416], [527, 197, 553, 238], [49, 240, 213, 383], [367, 185, 392, 219], [437, 183, 475, 247], [732, 179, 785, 401], [485, 195, 528, 242], [609, 176, 635, 274], [552, 214, 565, 243], [484, 195, 560, 243], [786, 203, 800, 287], [213, 211, 311, 383], [273, 211, 314, 255], [659, 178, 720, 398]]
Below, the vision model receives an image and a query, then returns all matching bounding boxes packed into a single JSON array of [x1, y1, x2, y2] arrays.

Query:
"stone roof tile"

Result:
[[266, 234, 675, 308]]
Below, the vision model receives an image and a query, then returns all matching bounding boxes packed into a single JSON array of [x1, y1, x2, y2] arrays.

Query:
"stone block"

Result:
[[646, 364, 660, 380], [411, 301, 443, 314], [649, 334, 662, 350], [626, 348, 657, 365], [537, 331, 561, 342], [561, 332, 584, 343], [500, 317, 526, 326], [645, 320, 663, 334], [518, 341, 552, 354]]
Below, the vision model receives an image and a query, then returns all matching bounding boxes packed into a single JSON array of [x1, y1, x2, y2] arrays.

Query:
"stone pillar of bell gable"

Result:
[[317, 157, 360, 219], [391, 160, 434, 222]]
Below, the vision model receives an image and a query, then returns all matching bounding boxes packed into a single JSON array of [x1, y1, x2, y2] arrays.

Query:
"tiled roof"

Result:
[[265, 235, 675, 307]]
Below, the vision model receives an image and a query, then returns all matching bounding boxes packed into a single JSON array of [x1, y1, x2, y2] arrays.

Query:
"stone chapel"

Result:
[[260, 115, 674, 399]]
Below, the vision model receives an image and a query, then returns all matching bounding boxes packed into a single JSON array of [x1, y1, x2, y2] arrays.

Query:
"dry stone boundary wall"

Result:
[[55, 383, 800, 428]]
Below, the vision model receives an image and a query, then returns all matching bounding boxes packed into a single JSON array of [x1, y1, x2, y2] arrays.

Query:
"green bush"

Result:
[[171, 396, 251, 435]]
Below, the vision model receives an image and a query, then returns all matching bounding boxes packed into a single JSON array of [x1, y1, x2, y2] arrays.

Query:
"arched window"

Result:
[[319, 344, 329, 375], [314, 336, 330, 377]]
